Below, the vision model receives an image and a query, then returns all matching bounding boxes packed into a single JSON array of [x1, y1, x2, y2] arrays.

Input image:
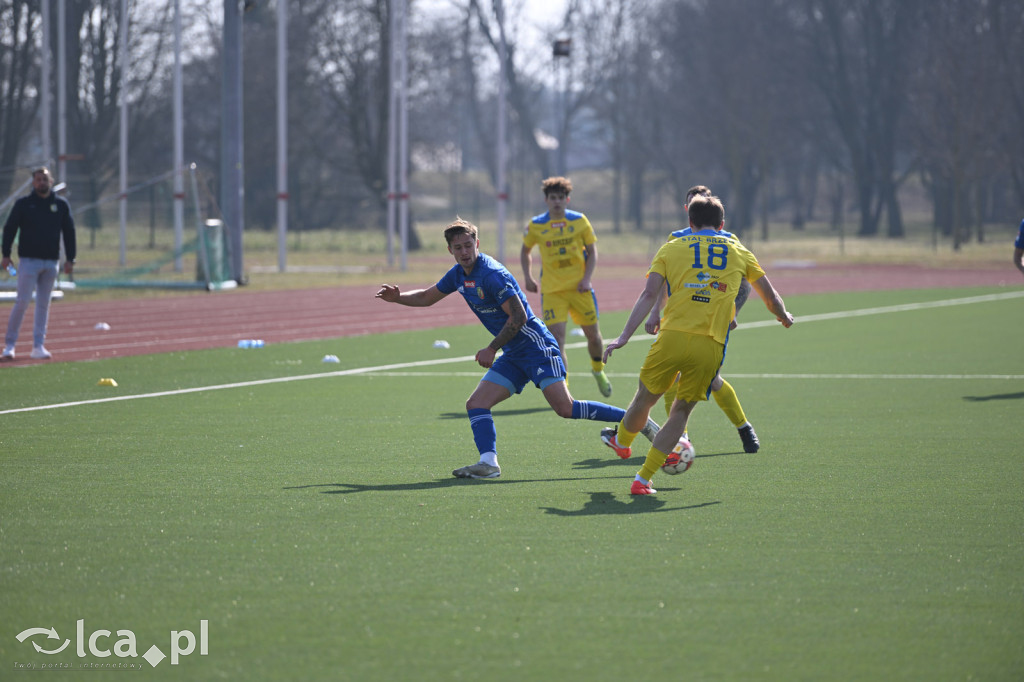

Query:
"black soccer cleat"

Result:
[[738, 424, 760, 453]]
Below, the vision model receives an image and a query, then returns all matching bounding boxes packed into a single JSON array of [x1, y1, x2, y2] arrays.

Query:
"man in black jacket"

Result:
[[1, 167, 76, 361]]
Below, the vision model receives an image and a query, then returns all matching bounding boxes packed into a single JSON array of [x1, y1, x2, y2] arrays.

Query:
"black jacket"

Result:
[[2, 191, 77, 262]]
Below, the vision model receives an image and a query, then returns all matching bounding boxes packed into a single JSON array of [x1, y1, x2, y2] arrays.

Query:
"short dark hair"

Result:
[[685, 185, 712, 205], [541, 176, 573, 197], [444, 217, 478, 245], [687, 195, 724, 229]]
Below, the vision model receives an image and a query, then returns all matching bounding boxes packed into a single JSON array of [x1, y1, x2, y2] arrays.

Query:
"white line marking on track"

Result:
[[3, 291, 1022, 415]]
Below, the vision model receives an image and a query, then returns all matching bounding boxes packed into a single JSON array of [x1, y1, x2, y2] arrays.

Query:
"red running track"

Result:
[[0, 262, 1017, 365]]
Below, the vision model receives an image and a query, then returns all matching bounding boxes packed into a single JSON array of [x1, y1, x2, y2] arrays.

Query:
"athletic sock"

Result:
[[571, 400, 626, 423], [615, 421, 640, 448], [637, 446, 669, 483], [712, 379, 747, 427], [479, 451, 498, 467], [590, 358, 605, 373], [467, 408, 497, 457]]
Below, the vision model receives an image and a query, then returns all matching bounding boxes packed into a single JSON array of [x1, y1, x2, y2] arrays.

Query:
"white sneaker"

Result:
[[30, 346, 52, 359], [1, 346, 14, 361]]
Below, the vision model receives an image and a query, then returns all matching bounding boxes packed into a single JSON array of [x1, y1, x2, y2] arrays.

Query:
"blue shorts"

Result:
[[483, 343, 566, 395]]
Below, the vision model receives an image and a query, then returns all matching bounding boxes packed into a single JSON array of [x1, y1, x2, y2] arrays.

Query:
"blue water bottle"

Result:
[[5, 263, 15, 277]]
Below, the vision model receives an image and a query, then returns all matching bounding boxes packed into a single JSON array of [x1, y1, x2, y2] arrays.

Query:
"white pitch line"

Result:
[[349, 371, 1024, 380], [0, 356, 477, 415], [2, 291, 1022, 415], [722, 289, 1024, 329]]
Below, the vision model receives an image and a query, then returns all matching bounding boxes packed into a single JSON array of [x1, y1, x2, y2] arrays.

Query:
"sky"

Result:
[[418, 0, 570, 52]]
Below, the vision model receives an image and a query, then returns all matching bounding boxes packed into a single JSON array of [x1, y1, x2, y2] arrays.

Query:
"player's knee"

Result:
[[552, 402, 574, 419]]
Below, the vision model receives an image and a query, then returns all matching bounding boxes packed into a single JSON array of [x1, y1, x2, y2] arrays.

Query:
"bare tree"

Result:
[[573, 0, 659, 233], [36, 0, 176, 243], [796, 0, 924, 238], [0, 1, 41, 197], [988, 0, 1024, 209], [466, 0, 550, 186], [911, 0, 1008, 249]]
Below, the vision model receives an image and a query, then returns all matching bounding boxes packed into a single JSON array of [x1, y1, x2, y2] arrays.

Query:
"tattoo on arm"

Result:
[[489, 297, 527, 351], [734, 278, 751, 312]]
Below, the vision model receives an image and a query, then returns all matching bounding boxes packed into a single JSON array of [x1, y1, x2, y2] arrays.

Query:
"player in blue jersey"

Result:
[[1014, 219, 1024, 276], [642, 185, 760, 454], [376, 218, 658, 479]]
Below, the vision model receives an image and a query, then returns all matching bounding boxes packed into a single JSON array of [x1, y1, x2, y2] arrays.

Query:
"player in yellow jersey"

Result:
[[601, 195, 795, 495], [520, 176, 612, 397], [645, 185, 760, 454]]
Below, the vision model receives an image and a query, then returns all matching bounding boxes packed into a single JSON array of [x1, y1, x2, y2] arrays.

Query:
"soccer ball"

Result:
[[661, 438, 695, 475]]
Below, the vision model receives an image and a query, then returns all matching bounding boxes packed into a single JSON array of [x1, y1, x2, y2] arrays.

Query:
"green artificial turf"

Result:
[[1, 287, 1022, 681]]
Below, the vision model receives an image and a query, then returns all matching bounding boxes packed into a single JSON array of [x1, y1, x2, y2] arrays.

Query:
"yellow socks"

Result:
[[615, 421, 640, 448], [712, 379, 747, 427], [590, 358, 605, 373], [637, 446, 669, 482]]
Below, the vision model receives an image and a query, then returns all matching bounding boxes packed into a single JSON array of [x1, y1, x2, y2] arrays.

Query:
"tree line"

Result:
[[1, 0, 1021, 250]]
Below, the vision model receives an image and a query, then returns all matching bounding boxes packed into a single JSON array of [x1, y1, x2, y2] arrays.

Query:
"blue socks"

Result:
[[468, 402, 624, 458], [468, 408, 497, 456], [571, 400, 626, 423]]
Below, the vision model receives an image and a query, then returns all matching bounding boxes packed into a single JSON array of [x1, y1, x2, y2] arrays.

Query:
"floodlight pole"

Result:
[[119, 0, 129, 266], [552, 37, 571, 177], [40, 1, 51, 166], [386, 2, 398, 267], [222, 0, 245, 284], [398, 0, 409, 272], [276, 0, 288, 273], [495, 0, 509, 265], [173, 0, 185, 272], [57, 0, 67, 184]]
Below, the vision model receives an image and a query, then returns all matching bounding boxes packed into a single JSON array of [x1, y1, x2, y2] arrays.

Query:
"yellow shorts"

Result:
[[540, 289, 600, 327], [638, 330, 723, 402]]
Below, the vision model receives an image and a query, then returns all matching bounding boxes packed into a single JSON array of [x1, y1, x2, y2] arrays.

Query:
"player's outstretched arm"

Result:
[[375, 284, 446, 307], [751, 276, 794, 328], [605, 273, 665, 362]]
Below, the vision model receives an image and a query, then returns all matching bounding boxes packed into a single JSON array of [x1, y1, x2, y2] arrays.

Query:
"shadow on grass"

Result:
[[540, 491, 721, 516], [572, 451, 746, 471], [284, 476, 617, 495], [963, 392, 1024, 402], [438, 407, 552, 419]]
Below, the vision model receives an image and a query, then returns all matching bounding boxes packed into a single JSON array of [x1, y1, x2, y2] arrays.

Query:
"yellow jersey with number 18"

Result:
[[650, 228, 765, 345]]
